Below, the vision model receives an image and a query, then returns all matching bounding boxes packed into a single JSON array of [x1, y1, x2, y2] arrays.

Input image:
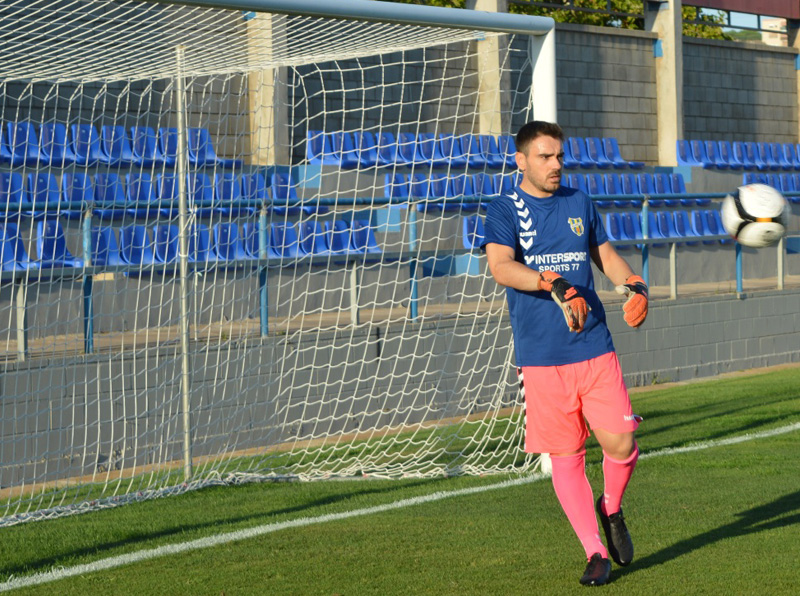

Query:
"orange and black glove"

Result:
[[538, 270, 589, 333], [615, 275, 648, 328]]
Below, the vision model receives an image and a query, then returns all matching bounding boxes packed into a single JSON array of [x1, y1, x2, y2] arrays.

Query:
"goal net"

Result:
[[0, 0, 555, 525]]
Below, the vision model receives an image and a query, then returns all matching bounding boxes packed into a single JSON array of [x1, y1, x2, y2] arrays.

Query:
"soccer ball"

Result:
[[720, 184, 789, 248]]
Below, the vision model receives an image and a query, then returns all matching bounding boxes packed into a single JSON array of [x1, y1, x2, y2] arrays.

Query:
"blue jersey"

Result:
[[481, 185, 615, 367]]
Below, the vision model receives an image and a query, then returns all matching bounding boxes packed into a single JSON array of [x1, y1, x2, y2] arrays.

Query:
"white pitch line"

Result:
[[1, 420, 799, 593]]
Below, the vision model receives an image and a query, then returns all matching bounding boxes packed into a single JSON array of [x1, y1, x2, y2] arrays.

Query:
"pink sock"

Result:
[[601, 443, 639, 516], [550, 450, 608, 560]]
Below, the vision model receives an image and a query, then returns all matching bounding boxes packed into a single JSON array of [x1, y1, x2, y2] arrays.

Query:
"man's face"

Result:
[[515, 135, 564, 197]]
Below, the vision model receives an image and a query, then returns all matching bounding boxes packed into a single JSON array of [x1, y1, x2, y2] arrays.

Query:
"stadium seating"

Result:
[[672, 210, 700, 246], [126, 173, 159, 219], [354, 131, 379, 168], [213, 222, 252, 261], [189, 128, 242, 169], [438, 134, 469, 168], [36, 218, 83, 268], [479, 135, 506, 169], [567, 136, 594, 169], [602, 137, 644, 169], [326, 220, 356, 256], [119, 224, 158, 265], [299, 220, 331, 256], [40, 123, 77, 168], [0, 222, 37, 271], [351, 220, 381, 254], [60, 172, 93, 220], [26, 172, 60, 219], [462, 215, 484, 249], [3, 121, 44, 167], [91, 226, 125, 266], [153, 224, 180, 264], [584, 137, 613, 169], [100, 125, 137, 168], [497, 135, 517, 168], [716, 140, 743, 170], [0, 172, 24, 212], [130, 126, 167, 168], [71, 124, 104, 167]]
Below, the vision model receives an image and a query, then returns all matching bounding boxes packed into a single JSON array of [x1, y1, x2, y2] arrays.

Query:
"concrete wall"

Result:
[[2, 285, 798, 486]]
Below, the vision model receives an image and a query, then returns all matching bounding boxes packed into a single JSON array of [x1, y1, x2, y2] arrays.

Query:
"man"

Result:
[[481, 121, 648, 586]]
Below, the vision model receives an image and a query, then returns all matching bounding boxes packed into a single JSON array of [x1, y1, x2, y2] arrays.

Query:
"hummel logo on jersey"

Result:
[[568, 217, 584, 236]]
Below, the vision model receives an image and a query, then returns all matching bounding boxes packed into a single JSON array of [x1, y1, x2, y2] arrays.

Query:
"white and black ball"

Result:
[[720, 184, 789, 248]]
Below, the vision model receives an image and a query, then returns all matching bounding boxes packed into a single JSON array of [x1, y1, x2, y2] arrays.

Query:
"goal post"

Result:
[[0, 0, 556, 526]]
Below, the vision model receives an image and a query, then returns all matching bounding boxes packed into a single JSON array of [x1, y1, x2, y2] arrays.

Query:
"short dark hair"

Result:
[[515, 121, 565, 155]]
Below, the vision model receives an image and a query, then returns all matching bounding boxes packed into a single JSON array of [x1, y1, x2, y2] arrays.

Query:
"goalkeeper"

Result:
[[482, 121, 648, 587]]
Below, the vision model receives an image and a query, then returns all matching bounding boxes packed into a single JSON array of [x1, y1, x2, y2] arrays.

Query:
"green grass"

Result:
[[1, 365, 799, 595]]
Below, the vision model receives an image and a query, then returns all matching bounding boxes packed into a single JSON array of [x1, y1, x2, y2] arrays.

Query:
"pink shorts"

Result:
[[518, 352, 639, 454]]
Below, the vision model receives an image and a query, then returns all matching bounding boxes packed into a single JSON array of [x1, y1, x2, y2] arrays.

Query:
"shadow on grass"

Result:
[[618, 489, 800, 578], [0, 477, 438, 579]]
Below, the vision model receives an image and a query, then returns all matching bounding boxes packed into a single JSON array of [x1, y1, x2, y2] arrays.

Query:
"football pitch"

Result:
[[1, 365, 799, 595]]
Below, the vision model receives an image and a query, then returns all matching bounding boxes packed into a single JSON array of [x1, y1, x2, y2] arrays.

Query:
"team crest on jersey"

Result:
[[567, 217, 584, 236]]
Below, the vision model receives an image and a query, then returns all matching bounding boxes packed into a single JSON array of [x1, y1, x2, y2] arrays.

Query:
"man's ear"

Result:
[[514, 151, 526, 172]]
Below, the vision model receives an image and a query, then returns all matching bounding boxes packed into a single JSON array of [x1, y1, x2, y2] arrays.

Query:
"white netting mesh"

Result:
[[0, 0, 547, 527]]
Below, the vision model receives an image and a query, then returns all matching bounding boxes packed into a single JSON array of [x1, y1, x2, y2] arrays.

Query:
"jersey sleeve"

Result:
[[481, 199, 517, 251], [588, 200, 609, 247]]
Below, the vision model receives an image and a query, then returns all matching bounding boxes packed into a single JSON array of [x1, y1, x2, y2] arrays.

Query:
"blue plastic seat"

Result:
[[742, 172, 764, 185], [396, 132, 420, 166], [326, 220, 356, 256], [497, 135, 517, 168], [270, 223, 303, 259], [186, 172, 217, 218], [119, 224, 157, 265], [437, 134, 468, 168], [181, 127, 242, 169], [756, 142, 781, 171], [354, 131, 379, 168], [462, 215, 485, 250], [157, 127, 179, 168], [213, 222, 251, 261], [676, 140, 699, 166], [329, 132, 360, 169], [70, 124, 103, 167], [92, 173, 127, 221], [4, 121, 44, 167], [562, 138, 579, 169], [0, 172, 24, 218], [566, 173, 588, 195], [91, 226, 125, 266], [604, 212, 630, 249], [306, 130, 336, 165], [781, 143, 800, 169], [567, 137, 594, 168], [461, 134, 487, 169], [732, 141, 756, 171], [269, 173, 302, 215], [155, 173, 181, 219], [584, 137, 613, 169], [716, 140, 743, 170], [384, 172, 410, 201], [743, 141, 769, 171], [703, 140, 728, 169], [603, 137, 644, 169], [99, 125, 137, 167], [585, 173, 610, 208], [0, 222, 38, 271], [415, 133, 447, 168], [480, 135, 506, 169], [60, 172, 93, 220], [351, 220, 381, 254], [494, 172, 517, 197], [637, 173, 656, 196], [656, 210, 680, 244], [153, 224, 180, 264], [130, 126, 167, 168], [616, 173, 639, 207], [126, 173, 159, 219], [620, 212, 643, 249], [26, 172, 61, 220], [768, 142, 792, 170], [298, 220, 331, 256], [690, 140, 716, 169], [409, 173, 431, 202], [416, 173, 451, 213], [377, 132, 401, 167], [672, 211, 700, 246], [651, 173, 672, 207], [215, 172, 252, 217], [241, 172, 269, 208], [689, 209, 714, 245], [191, 223, 219, 262], [472, 172, 497, 204], [766, 173, 782, 191], [704, 209, 733, 245], [779, 173, 795, 193], [641, 211, 665, 247], [37, 218, 84, 268], [40, 123, 77, 167]]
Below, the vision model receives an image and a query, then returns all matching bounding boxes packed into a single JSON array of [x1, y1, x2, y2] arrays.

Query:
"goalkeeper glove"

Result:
[[615, 274, 648, 328], [538, 270, 589, 333]]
